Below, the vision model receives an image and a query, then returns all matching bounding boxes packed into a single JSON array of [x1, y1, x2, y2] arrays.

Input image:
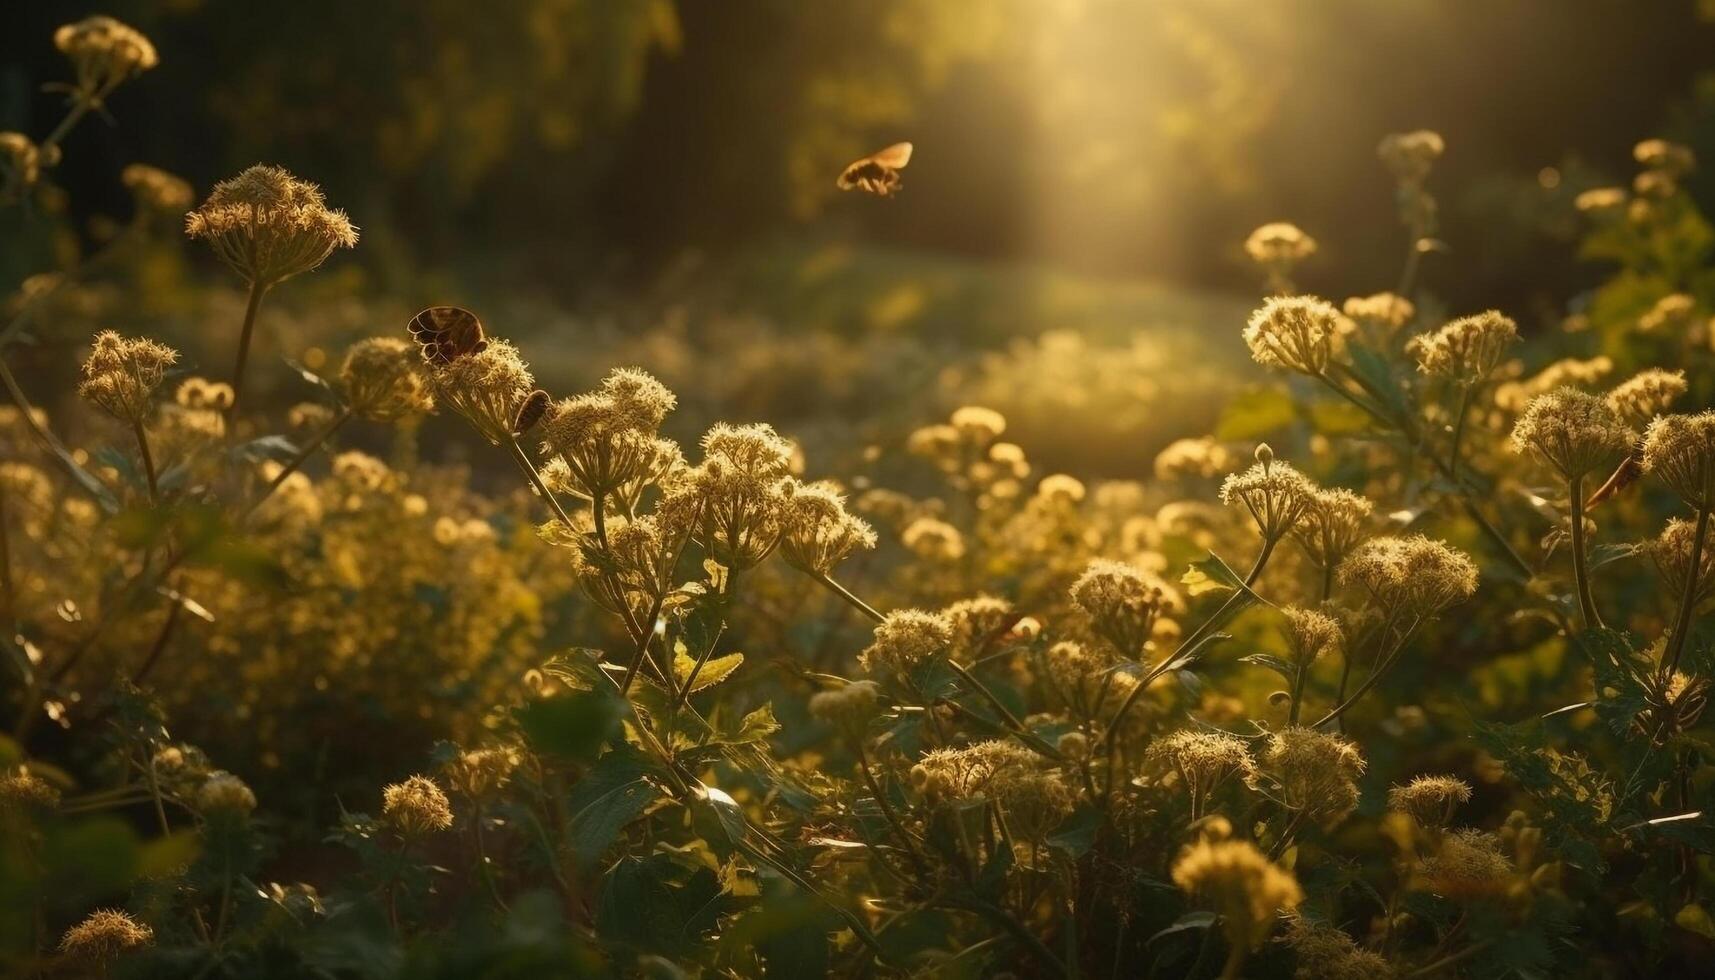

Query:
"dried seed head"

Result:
[[55, 16, 158, 100], [1252, 727, 1366, 826], [1290, 487, 1373, 571], [1387, 774, 1473, 828], [382, 775, 454, 837], [121, 164, 193, 214], [780, 480, 877, 575], [1070, 559, 1181, 657], [902, 516, 965, 561], [1337, 535, 1477, 618], [1172, 838, 1303, 950], [430, 338, 535, 446], [1280, 607, 1341, 668], [1342, 292, 1416, 332], [1409, 310, 1517, 383], [194, 771, 257, 816], [1146, 730, 1255, 799], [1414, 829, 1513, 901], [860, 609, 954, 675], [443, 745, 521, 800], [1243, 296, 1341, 376], [679, 424, 796, 570], [1510, 386, 1635, 480], [1220, 457, 1317, 541], [77, 330, 177, 423], [941, 594, 1016, 660], [185, 165, 357, 287], [1638, 517, 1715, 608], [1281, 916, 1395, 980], [1642, 412, 1715, 508], [58, 908, 154, 964], [808, 680, 882, 731], [340, 337, 434, 421], [1605, 369, 1686, 431], [1245, 222, 1317, 266]]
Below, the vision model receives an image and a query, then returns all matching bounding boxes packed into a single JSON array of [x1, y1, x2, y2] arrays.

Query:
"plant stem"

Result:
[[1567, 473, 1603, 630], [1663, 504, 1712, 677], [244, 407, 353, 515], [505, 436, 576, 528], [811, 570, 886, 623], [132, 419, 159, 504], [949, 661, 1063, 761], [227, 281, 268, 429], [855, 742, 929, 877], [1447, 384, 1473, 480], [1313, 617, 1424, 727]]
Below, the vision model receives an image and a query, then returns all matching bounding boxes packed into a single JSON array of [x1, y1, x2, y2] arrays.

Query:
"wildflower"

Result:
[[1155, 437, 1236, 480], [1378, 130, 1445, 184], [779, 481, 876, 575], [1337, 535, 1477, 618], [1252, 727, 1366, 825], [340, 337, 434, 421], [808, 680, 882, 732], [1607, 369, 1687, 429], [382, 775, 454, 837], [0, 766, 60, 811], [1220, 448, 1317, 542], [58, 909, 154, 964], [1290, 487, 1372, 573], [1146, 730, 1255, 817], [121, 164, 193, 215], [567, 515, 679, 615], [1639, 518, 1715, 608], [860, 609, 954, 675], [1243, 296, 1341, 376], [176, 377, 234, 411], [194, 771, 257, 816], [912, 740, 1040, 799], [1280, 917, 1396, 980], [1493, 355, 1615, 412], [1387, 774, 1473, 828], [1036, 473, 1086, 505], [1041, 640, 1117, 713], [949, 405, 1007, 444], [1638, 293, 1697, 334], [1574, 186, 1628, 214], [681, 424, 796, 569], [77, 331, 177, 423], [0, 132, 43, 199], [1414, 829, 1513, 901], [1172, 838, 1303, 951], [1245, 222, 1317, 266], [902, 516, 965, 561], [185, 165, 358, 288], [1510, 387, 1634, 480], [942, 595, 1016, 659], [1343, 292, 1416, 332], [54, 16, 158, 102], [1280, 607, 1341, 668], [1409, 310, 1517, 383], [1070, 559, 1181, 657], [430, 339, 535, 445], [443, 745, 521, 800], [1643, 412, 1715, 508], [1635, 138, 1696, 177], [906, 423, 960, 463]]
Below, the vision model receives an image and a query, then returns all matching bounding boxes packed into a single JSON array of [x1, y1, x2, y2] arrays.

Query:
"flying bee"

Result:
[[408, 306, 488, 366], [512, 389, 552, 436], [837, 142, 913, 197], [1586, 446, 1644, 509]]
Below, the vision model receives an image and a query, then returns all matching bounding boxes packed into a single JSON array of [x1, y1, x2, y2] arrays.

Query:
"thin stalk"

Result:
[[244, 407, 353, 517], [1567, 473, 1603, 630], [1313, 617, 1424, 727], [132, 419, 159, 504], [855, 741, 929, 877], [1663, 503, 1712, 677], [38, 98, 96, 156], [949, 661, 1064, 761], [811, 570, 886, 623], [0, 480, 13, 624], [1447, 384, 1473, 480], [1287, 661, 1309, 726], [505, 436, 576, 528], [226, 281, 268, 428]]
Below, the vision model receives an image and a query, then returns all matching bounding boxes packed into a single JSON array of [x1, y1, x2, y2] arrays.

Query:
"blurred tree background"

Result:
[[5, 0, 1714, 312]]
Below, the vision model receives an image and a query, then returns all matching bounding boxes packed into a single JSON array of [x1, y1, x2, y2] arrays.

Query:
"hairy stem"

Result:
[[1663, 503, 1712, 678], [1567, 473, 1603, 630], [132, 419, 159, 504], [227, 281, 269, 429]]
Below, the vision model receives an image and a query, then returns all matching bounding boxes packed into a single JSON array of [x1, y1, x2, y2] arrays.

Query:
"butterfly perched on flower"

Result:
[[837, 142, 913, 197], [408, 306, 488, 366], [512, 389, 551, 436]]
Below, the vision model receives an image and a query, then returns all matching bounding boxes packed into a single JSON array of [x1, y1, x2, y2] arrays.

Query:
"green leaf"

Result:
[[567, 747, 662, 871], [516, 690, 623, 763], [676, 652, 745, 693], [1239, 653, 1296, 682], [692, 782, 748, 851], [1046, 806, 1103, 857], [1148, 911, 1216, 945]]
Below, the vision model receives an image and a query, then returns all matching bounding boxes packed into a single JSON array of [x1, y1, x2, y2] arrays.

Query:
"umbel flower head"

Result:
[[1378, 129, 1445, 184], [565, 515, 680, 618], [121, 164, 194, 216], [1642, 412, 1715, 509], [1245, 222, 1317, 266], [54, 16, 157, 102], [1145, 729, 1255, 816], [1290, 487, 1373, 572], [1343, 291, 1416, 332], [1510, 387, 1635, 480], [1172, 837, 1303, 951], [1606, 369, 1686, 430], [0, 132, 44, 201], [808, 679, 882, 732], [949, 405, 1007, 444], [1388, 774, 1473, 829], [1243, 296, 1341, 376], [779, 481, 877, 575], [941, 594, 1017, 660], [382, 775, 454, 837], [185, 165, 358, 287], [540, 367, 679, 496], [679, 423, 795, 570], [910, 739, 1071, 837], [194, 771, 257, 816], [1252, 727, 1367, 826], [901, 516, 965, 561], [340, 337, 434, 422], [860, 609, 954, 675], [58, 908, 154, 964], [1155, 436, 1236, 480], [1338, 535, 1477, 618], [1280, 606, 1341, 668], [1070, 558, 1181, 657], [1639, 517, 1715, 609], [1220, 446, 1317, 542], [1281, 916, 1394, 980], [429, 338, 535, 446], [444, 745, 521, 800], [77, 330, 177, 423], [1409, 310, 1517, 383], [1414, 829, 1513, 901], [0, 766, 60, 812]]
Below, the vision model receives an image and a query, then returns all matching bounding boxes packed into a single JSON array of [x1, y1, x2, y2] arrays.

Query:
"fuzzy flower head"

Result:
[[1155, 437, 1236, 481], [1642, 412, 1715, 509], [185, 165, 358, 287], [429, 338, 534, 445], [911, 740, 1071, 836], [1172, 838, 1303, 950], [564, 514, 680, 618], [1220, 447, 1317, 542], [340, 337, 434, 421], [1252, 727, 1367, 826], [1070, 559, 1181, 657], [1635, 138, 1696, 177], [941, 595, 1017, 660], [949, 405, 1007, 445], [443, 745, 521, 800], [0, 766, 60, 812], [0, 133, 44, 201], [682, 423, 795, 570], [1280, 607, 1341, 668], [121, 164, 194, 216], [1281, 917, 1396, 980], [1378, 130, 1445, 184], [1145, 729, 1255, 816], [382, 775, 454, 837], [1343, 292, 1416, 333], [780, 480, 877, 575], [1337, 535, 1477, 618], [1414, 829, 1513, 901], [539, 368, 681, 503], [902, 516, 966, 561], [1639, 517, 1715, 608], [58, 908, 154, 965], [860, 609, 954, 675], [1606, 369, 1686, 430], [1244, 296, 1341, 376], [1409, 310, 1517, 383], [55, 16, 157, 101], [1245, 222, 1317, 266], [1510, 386, 1635, 480], [1290, 487, 1372, 571], [77, 330, 177, 423], [808, 680, 882, 733], [1388, 774, 1473, 829], [195, 771, 257, 816]]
